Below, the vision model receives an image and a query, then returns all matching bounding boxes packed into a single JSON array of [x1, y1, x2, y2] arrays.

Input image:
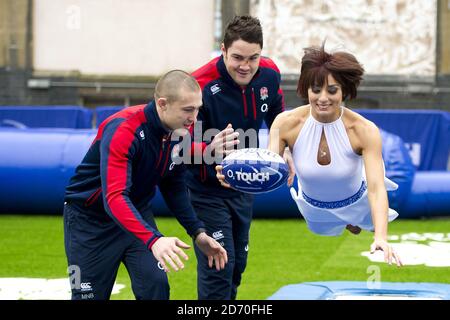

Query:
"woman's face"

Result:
[[308, 74, 343, 122]]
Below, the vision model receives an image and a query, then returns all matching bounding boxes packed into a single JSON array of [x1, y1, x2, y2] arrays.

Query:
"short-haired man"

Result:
[[64, 70, 227, 300]]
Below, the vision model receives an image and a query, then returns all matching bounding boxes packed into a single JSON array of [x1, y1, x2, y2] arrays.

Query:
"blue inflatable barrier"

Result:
[[95, 106, 124, 127], [400, 171, 450, 218], [0, 127, 448, 217], [0, 106, 93, 129], [355, 109, 450, 171], [0, 128, 96, 214], [381, 130, 416, 211], [95, 107, 450, 170]]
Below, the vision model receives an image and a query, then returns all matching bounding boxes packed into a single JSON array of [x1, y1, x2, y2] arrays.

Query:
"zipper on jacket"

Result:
[[200, 164, 207, 182], [84, 187, 102, 207], [251, 88, 257, 120], [156, 139, 164, 169], [160, 134, 172, 176], [241, 88, 248, 117]]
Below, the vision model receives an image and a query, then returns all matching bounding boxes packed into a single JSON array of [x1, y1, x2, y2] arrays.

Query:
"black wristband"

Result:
[[192, 228, 207, 241]]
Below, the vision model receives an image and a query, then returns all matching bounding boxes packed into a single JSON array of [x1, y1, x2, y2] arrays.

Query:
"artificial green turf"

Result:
[[0, 215, 449, 300]]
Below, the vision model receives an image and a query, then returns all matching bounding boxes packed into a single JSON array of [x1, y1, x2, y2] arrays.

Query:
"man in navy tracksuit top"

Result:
[[63, 70, 227, 300], [187, 16, 287, 300]]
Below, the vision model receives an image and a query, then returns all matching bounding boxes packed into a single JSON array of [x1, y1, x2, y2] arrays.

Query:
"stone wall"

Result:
[[251, 0, 436, 76]]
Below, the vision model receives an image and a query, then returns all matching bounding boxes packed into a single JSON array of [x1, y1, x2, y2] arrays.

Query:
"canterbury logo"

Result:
[[212, 230, 224, 240], [80, 282, 92, 291], [211, 84, 221, 95]]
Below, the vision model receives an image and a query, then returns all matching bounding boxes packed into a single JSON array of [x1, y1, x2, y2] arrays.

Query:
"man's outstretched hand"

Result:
[[151, 237, 191, 273], [207, 123, 240, 158], [195, 232, 228, 271]]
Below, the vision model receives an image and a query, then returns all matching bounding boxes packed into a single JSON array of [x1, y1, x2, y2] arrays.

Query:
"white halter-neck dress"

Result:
[[290, 107, 399, 236]]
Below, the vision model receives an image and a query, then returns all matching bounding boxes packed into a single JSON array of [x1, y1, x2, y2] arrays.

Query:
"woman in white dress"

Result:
[[218, 44, 402, 266], [270, 45, 401, 266]]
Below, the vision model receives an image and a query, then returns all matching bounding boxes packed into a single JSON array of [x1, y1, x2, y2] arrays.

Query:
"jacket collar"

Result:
[[144, 100, 170, 138]]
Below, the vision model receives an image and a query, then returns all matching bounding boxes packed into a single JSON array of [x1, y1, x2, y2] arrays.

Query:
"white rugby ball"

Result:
[[221, 148, 289, 194]]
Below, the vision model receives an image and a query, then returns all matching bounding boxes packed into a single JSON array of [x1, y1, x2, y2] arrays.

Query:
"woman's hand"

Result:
[[370, 238, 403, 267]]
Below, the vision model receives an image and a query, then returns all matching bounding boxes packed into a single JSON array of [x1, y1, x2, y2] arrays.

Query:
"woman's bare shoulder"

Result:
[[274, 105, 310, 129], [344, 108, 378, 131], [344, 108, 380, 145], [270, 105, 310, 148]]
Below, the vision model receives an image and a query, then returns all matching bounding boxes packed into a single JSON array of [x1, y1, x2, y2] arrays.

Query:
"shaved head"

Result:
[[154, 70, 201, 103]]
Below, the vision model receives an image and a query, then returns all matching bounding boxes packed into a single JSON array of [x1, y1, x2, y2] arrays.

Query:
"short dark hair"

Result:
[[297, 44, 364, 101], [154, 70, 200, 103], [223, 15, 263, 50]]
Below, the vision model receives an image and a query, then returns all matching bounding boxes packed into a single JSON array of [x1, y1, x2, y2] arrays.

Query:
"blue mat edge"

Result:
[[267, 281, 450, 300]]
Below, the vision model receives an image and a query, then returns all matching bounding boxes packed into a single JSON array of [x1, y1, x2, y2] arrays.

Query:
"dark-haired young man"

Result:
[[187, 15, 291, 300]]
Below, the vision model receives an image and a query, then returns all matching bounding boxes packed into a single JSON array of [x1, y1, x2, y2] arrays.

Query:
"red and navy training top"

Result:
[[65, 101, 204, 249]]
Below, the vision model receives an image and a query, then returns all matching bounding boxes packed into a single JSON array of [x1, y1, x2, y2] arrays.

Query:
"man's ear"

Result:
[[221, 43, 226, 57], [157, 97, 168, 110]]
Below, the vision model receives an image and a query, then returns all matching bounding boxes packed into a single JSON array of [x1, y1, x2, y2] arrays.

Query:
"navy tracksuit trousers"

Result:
[[190, 191, 253, 300], [63, 203, 169, 300]]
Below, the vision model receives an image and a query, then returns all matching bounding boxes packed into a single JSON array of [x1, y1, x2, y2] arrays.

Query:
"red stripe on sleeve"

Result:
[[105, 114, 156, 245]]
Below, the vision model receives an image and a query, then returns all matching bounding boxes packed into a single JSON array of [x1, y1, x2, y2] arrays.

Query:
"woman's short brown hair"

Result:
[[297, 44, 364, 101]]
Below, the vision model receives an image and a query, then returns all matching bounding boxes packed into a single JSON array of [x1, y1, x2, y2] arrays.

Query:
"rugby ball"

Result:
[[221, 148, 289, 194]]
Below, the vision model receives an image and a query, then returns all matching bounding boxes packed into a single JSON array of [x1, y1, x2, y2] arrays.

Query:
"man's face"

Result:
[[159, 88, 202, 131], [222, 39, 262, 86]]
